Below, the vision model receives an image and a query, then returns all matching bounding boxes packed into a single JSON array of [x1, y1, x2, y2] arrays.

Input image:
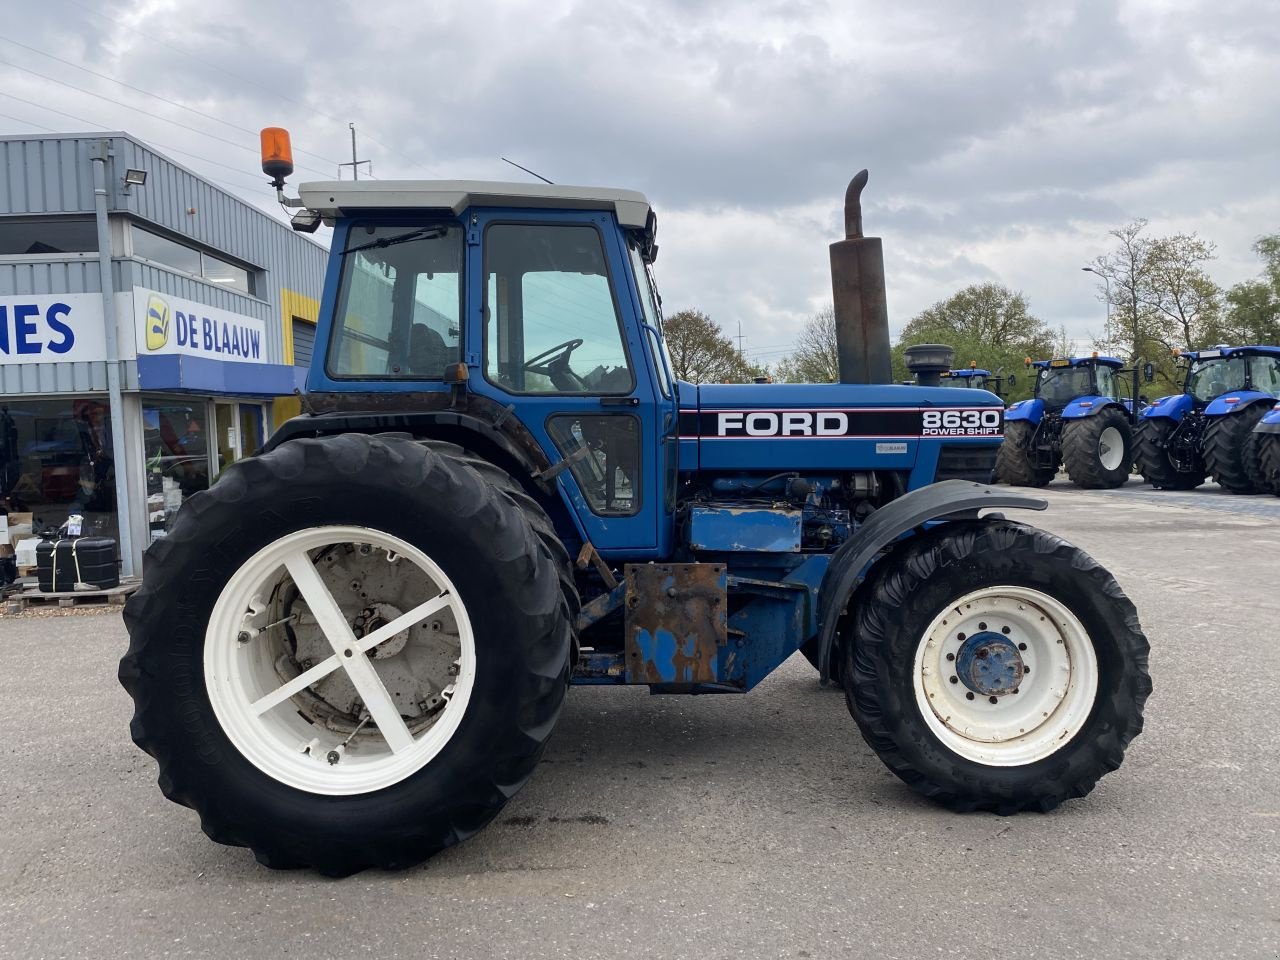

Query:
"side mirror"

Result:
[[1007, 373, 1017, 388], [1143, 362, 1155, 383]]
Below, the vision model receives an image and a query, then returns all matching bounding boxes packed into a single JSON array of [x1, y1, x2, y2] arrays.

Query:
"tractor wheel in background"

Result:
[[1204, 404, 1270, 494], [843, 520, 1151, 813], [994, 421, 1055, 487], [1132, 419, 1204, 490], [1061, 410, 1132, 489], [119, 434, 574, 875], [1257, 431, 1280, 496]]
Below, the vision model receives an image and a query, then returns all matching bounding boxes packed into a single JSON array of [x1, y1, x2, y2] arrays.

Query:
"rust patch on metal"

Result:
[[624, 564, 727, 684]]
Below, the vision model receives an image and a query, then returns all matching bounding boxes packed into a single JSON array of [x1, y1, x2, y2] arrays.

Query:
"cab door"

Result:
[[465, 209, 670, 557]]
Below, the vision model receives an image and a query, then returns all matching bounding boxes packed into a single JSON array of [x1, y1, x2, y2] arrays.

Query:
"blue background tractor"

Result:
[[938, 364, 1015, 398], [1254, 401, 1280, 495], [1134, 346, 1280, 493], [995, 356, 1141, 489], [116, 140, 1152, 875]]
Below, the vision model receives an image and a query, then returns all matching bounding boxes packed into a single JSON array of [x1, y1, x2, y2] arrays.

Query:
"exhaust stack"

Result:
[[829, 170, 892, 384]]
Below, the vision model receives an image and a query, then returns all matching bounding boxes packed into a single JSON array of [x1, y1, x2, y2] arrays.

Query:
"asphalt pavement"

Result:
[[1, 479, 1277, 959]]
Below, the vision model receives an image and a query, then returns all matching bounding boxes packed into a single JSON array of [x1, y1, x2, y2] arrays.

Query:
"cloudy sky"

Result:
[[3, 0, 1278, 367]]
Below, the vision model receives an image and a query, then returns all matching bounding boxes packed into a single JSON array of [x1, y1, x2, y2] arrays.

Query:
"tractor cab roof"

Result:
[[1180, 345, 1280, 361], [941, 368, 993, 378], [1029, 356, 1124, 370], [297, 180, 654, 230]]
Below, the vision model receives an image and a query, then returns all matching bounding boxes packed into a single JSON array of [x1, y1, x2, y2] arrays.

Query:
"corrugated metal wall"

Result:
[[0, 133, 329, 394]]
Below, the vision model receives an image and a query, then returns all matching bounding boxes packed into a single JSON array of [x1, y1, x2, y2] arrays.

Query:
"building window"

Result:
[[130, 224, 257, 296], [0, 397, 118, 543], [0, 216, 98, 255], [142, 399, 208, 540]]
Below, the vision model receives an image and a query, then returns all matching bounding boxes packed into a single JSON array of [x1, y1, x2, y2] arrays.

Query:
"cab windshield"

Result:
[[1036, 366, 1095, 406], [1186, 357, 1247, 402], [941, 375, 987, 390]]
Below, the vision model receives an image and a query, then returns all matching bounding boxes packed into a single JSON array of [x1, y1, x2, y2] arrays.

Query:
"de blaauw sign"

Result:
[[0, 293, 109, 366], [133, 287, 267, 365]]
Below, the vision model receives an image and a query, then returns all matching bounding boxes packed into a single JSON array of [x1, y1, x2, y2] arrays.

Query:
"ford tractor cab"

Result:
[[115, 132, 1153, 875], [938, 364, 1014, 399], [1135, 345, 1280, 492], [996, 355, 1140, 489]]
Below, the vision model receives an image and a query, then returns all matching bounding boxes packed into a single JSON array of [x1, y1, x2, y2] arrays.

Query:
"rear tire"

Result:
[[1061, 410, 1132, 489], [994, 421, 1055, 487], [119, 434, 574, 875], [1204, 404, 1269, 493], [844, 520, 1150, 813], [1133, 419, 1204, 490]]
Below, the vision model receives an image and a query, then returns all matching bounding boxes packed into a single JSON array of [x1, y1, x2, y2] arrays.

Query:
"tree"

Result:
[[890, 283, 1056, 399], [663, 309, 764, 383], [774, 306, 839, 383], [1215, 235, 1280, 346]]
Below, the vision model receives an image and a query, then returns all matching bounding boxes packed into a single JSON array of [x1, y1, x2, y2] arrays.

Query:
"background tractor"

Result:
[[938, 364, 1015, 398], [995, 355, 1144, 489], [1254, 402, 1280, 495], [1134, 346, 1280, 493], [116, 131, 1152, 875]]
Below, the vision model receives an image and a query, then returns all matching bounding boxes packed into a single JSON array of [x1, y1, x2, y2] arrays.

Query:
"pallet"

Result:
[[4, 579, 140, 612]]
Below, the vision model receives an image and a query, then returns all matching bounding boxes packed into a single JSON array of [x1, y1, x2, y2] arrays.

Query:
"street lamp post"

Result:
[[1082, 266, 1111, 330]]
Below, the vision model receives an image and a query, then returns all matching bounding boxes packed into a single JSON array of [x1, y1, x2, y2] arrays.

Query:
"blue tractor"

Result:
[[938, 364, 1015, 398], [1254, 402, 1280, 495], [1134, 346, 1280, 492], [995, 356, 1140, 489], [116, 136, 1152, 875]]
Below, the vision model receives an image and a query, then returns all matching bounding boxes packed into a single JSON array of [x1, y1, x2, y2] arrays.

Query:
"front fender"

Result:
[[1061, 396, 1123, 419], [813, 480, 1048, 681], [1140, 393, 1193, 422], [1204, 391, 1274, 418], [1256, 403, 1280, 433], [1004, 398, 1044, 426]]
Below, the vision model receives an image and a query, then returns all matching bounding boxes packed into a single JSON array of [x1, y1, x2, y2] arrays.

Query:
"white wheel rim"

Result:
[[1098, 426, 1125, 471], [205, 526, 476, 795], [913, 586, 1099, 766]]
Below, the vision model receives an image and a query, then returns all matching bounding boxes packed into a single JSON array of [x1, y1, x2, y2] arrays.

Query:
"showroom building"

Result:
[[0, 132, 328, 576]]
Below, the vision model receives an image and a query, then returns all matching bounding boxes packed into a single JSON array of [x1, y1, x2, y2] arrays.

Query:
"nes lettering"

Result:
[[715, 411, 849, 436]]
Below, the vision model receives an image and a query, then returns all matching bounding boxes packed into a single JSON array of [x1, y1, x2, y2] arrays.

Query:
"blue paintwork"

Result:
[[1060, 395, 1126, 420], [688, 506, 802, 552], [1257, 403, 1280, 433], [1203, 390, 1274, 418], [718, 555, 829, 691], [1004, 397, 1044, 425], [955, 632, 1024, 696], [137, 355, 306, 396], [1181, 345, 1280, 361], [944, 369, 993, 378], [1141, 392, 1195, 422], [1028, 356, 1125, 369]]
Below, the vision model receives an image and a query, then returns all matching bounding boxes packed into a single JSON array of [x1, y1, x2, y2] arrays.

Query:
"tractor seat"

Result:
[[409, 323, 453, 376]]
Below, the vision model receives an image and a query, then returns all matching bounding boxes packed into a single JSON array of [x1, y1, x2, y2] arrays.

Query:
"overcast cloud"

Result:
[[3, 0, 1278, 366]]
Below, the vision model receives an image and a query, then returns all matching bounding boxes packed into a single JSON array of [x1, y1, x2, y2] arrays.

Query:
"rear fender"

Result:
[[1061, 396, 1124, 420], [813, 480, 1047, 680], [1256, 403, 1280, 433], [1004, 398, 1044, 425], [1140, 393, 1193, 422], [1203, 391, 1274, 418]]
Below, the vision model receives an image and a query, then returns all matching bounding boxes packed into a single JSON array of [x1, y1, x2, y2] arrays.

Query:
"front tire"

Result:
[[994, 421, 1056, 487], [843, 520, 1150, 813], [1204, 404, 1270, 493], [119, 434, 574, 875], [1061, 410, 1132, 489], [1133, 418, 1204, 489]]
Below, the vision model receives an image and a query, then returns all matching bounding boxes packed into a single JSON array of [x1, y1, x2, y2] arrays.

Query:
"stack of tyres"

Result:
[[36, 538, 120, 592]]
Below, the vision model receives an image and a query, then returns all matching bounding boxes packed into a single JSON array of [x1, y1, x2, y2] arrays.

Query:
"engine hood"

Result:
[[678, 382, 1004, 475]]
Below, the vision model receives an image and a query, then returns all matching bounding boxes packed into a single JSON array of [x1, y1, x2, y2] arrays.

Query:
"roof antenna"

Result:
[[500, 157, 554, 185]]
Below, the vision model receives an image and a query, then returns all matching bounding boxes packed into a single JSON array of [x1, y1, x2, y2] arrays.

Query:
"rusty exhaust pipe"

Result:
[[829, 170, 892, 384]]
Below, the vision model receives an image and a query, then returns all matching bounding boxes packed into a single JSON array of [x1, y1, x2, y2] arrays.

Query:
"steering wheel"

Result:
[[523, 339, 586, 391]]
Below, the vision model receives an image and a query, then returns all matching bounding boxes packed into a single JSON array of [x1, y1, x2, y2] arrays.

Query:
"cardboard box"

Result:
[[15, 537, 42, 568], [6, 513, 34, 546]]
